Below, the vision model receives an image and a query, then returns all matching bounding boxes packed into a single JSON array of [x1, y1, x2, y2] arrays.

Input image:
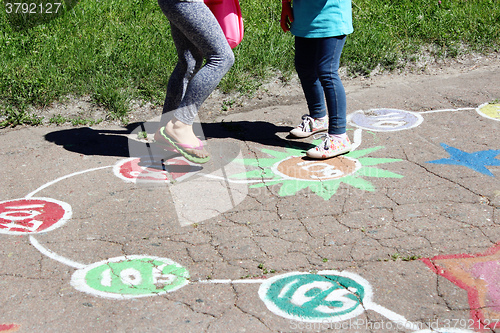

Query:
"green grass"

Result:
[[0, 0, 499, 126], [349, 0, 500, 74]]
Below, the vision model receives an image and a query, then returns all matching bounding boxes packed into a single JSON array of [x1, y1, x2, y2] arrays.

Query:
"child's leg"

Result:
[[305, 36, 352, 159], [315, 35, 347, 135], [160, 24, 203, 122], [158, 0, 234, 126], [289, 37, 328, 138], [155, 0, 234, 162], [294, 36, 327, 119]]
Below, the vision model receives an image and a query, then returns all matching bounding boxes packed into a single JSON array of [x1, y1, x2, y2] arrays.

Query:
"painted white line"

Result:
[[29, 235, 86, 269], [419, 107, 475, 114], [26, 165, 113, 198], [200, 274, 422, 331], [365, 302, 421, 331], [197, 174, 264, 183], [351, 128, 362, 151], [257, 271, 421, 328], [197, 279, 266, 284]]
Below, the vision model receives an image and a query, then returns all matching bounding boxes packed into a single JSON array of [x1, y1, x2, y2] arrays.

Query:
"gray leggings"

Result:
[[158, 0, 235, 125]]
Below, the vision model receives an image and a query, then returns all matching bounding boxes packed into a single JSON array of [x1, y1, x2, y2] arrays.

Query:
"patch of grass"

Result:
[[70, 117, 102, 126], [221, 98, 236, 112], [91, 81, 130, 121], [48, 114, 66, 125], [257, 263, 275, 275], [0, 106, 43, 127], [348, 0, 500, 75], [385, 253, 422, 262], [0, 0, 498, 126], [48, 114, 103, 126]]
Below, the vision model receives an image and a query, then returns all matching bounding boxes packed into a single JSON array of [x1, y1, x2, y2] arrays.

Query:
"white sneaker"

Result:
[[306, 134, 352, 159], [289, 115, 328, 138]]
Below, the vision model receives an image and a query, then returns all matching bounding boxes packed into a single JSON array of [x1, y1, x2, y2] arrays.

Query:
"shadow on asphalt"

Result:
[[43, 120, 310, 158], [44, 126, 131, 157]]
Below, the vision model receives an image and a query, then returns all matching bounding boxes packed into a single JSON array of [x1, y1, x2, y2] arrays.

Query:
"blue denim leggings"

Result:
[[158, 0, 235, 125], [295, 35, 347, 135]]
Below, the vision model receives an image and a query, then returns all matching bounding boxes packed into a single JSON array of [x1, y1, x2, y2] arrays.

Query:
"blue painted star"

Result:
[[427, 143, 500, 177]]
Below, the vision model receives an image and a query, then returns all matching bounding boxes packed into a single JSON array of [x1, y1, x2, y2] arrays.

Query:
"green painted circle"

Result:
[[259, 272, 367, 322], [71, 256, 189, 299]]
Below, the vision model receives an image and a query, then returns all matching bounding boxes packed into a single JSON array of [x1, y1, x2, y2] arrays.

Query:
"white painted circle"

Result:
[[0, 197, 72, 235], [347, 109, 424, 131], [258, 270, 373, 323], [71, 255, 189, 299]]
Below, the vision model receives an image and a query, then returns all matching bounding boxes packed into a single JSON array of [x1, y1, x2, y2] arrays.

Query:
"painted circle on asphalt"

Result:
[[477, 102, 500, 121], [113, 157, 200, 184], [0, 198, 72, 235], [258, 271, 372, 323], [273, 156, 361, 181], [71, 255, 190, 299], [0, 323, 21, 332], [347, 109, 424, 131]]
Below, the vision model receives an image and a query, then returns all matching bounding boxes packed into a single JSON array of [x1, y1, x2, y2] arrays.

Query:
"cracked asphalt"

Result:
[[1, 60, 499, 332]]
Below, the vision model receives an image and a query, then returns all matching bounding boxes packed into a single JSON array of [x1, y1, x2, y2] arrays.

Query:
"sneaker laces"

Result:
[[312, 133, 333, 150], [297, 115, 313, 132]]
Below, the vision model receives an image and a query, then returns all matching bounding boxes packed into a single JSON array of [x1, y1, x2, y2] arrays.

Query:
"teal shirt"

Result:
[[290, 0, 353, 38]]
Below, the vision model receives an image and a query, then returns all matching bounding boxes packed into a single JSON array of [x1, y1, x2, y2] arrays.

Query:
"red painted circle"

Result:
[[116, 158, 192, 183], [0, 198, 71, 234], [0, 323, 21, 332]]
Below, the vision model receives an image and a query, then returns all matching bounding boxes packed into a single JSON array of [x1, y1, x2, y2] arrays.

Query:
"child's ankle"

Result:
[[330, 133, 347, 140]]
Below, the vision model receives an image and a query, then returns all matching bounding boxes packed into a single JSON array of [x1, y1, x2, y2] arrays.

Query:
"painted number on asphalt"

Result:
[[71, 256, 189, 299], [259, 271, 368, 322], [0, 198, 72, 235]]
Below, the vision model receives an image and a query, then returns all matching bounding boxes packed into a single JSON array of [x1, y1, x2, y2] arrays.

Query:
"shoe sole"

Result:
[[306, 147, 351, 159]]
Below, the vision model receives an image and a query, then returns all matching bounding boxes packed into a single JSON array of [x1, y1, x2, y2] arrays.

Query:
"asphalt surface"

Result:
[[1, 61, 499, 333]]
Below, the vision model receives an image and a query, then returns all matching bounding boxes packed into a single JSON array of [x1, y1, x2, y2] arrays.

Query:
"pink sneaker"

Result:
[[306, 134, 352, 159], [289, 115, 328, 138]]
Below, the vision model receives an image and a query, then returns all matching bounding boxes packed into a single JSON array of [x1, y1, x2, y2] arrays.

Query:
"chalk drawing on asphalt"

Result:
[[0, 198, 72, 235], [71, 255, 190, 299], [123, 127, 251, 226], [113, 156, 200, 184], [347, 108, 424, 131], [427, 143, 500, 177], [422, 243, 500, 331], [1, 104, 496, 327], [0, 324, 20, 332], [477, 102, 500, 121], [233, 144, 403, 200], [257, 271, 420, 329]]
